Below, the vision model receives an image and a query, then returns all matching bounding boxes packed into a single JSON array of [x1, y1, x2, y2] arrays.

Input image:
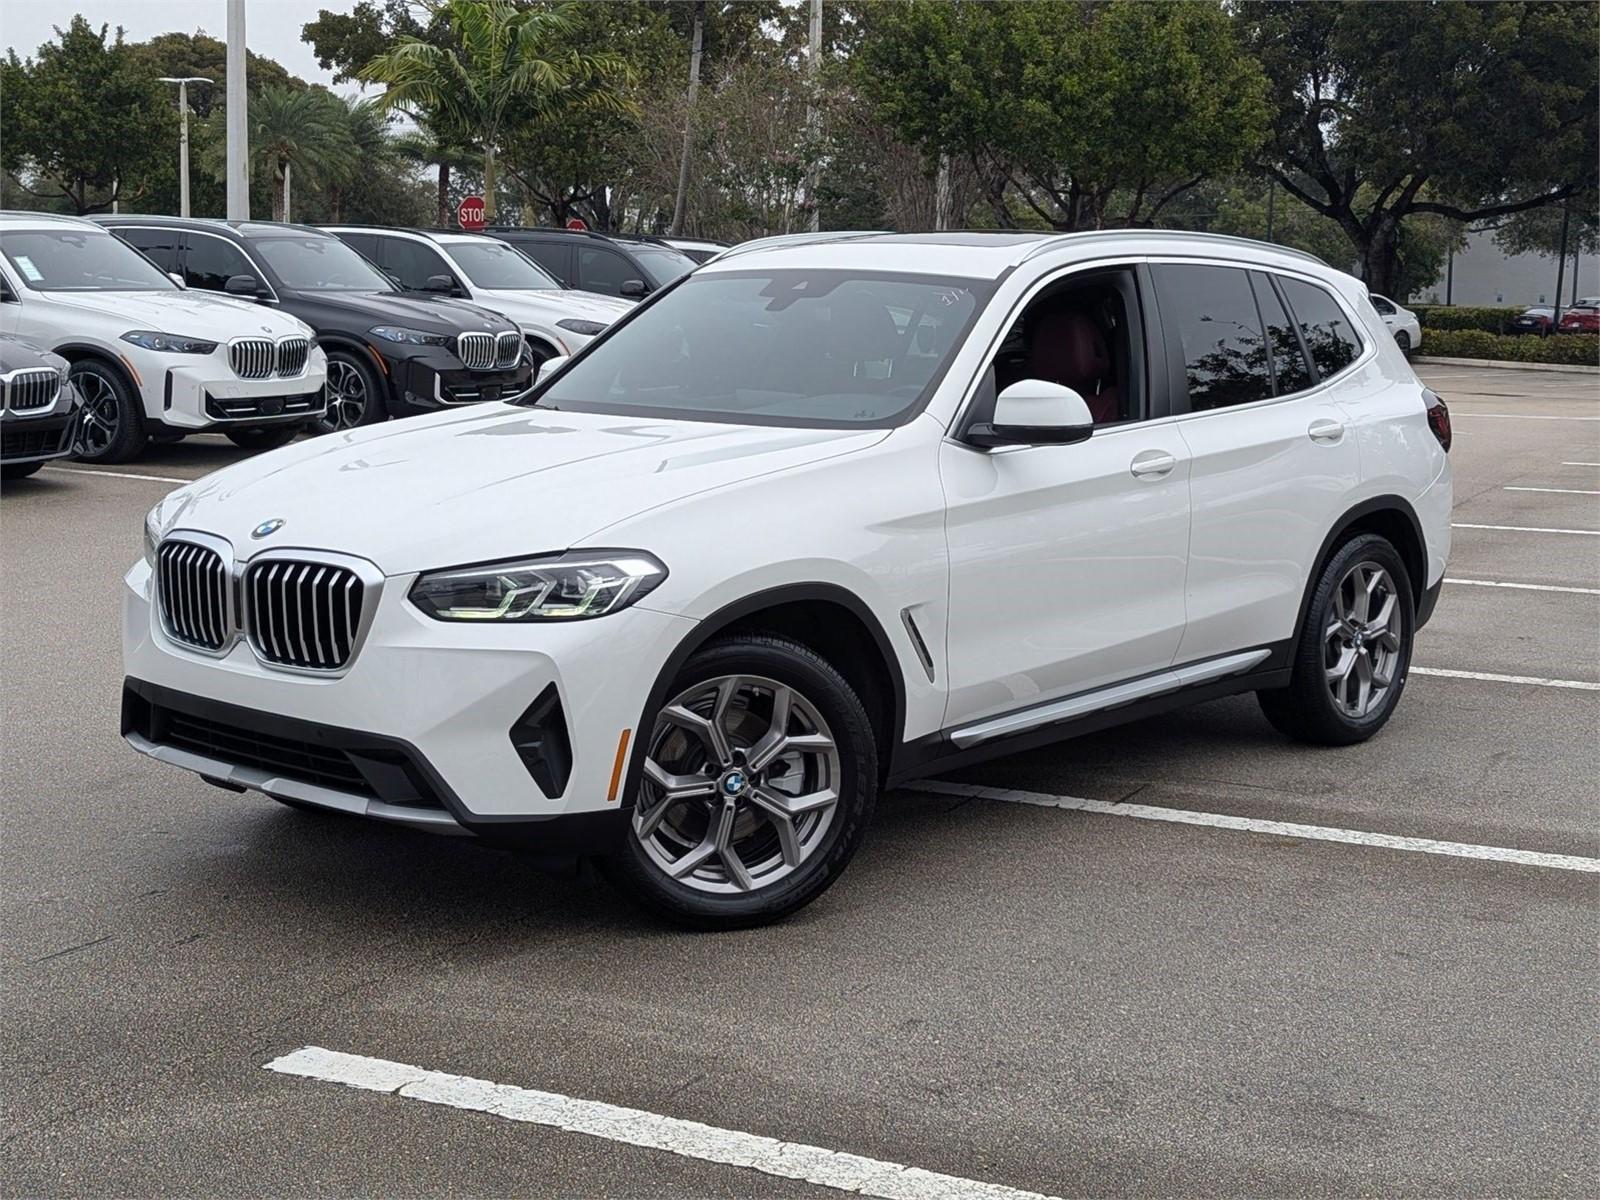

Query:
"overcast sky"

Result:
[[3, 1, 361, 92]]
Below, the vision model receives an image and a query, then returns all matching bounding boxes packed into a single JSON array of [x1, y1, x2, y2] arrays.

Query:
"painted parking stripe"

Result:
[[1410, 666, 1600, 691], [1504, 486, 1600, 496], [1449, 412, 1600, 422], [1561, 461, 1600, 467], [916, 781, 1600, 874], [265, 1047, 1062, 1200], [1445, 577, 1600, 595], [41, 466, 188, 484], [1453, 522, 1600, 536]]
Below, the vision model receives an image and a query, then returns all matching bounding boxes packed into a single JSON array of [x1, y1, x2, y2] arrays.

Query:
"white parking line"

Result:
[[1453, 522, 1600, 536], [1410, 666, 1600, 691], [1449, 413, 1600, 421], [1504, 486, 1600, 496], [265, 1047, 1061, 1200], [1445, 577, 1600, 595], [916, 781, 1600, 873], [41, 466, 188, 484], [1561, 461, 1600, 467]]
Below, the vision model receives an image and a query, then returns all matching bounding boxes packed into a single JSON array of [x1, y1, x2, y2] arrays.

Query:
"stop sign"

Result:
[[458, 195, 486, 231], [565, 217, 588, 231]]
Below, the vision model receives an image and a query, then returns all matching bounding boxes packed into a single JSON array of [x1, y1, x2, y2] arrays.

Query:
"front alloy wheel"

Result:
[[315, 353, 382, 434], [606, 635, 878, 928]]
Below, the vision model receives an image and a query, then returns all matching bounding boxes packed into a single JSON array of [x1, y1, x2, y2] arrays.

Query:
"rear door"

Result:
[[1156, 262, 1363, 665]]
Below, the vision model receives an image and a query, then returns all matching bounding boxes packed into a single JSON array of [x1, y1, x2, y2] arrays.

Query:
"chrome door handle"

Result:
[[1308, 418, 1345, 444], [1130, 451, 1176, 479]]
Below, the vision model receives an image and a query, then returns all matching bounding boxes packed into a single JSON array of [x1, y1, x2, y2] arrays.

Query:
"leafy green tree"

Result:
[[1240, 0, 1600, 296], [857, 0, 1268, 230], [360, 0, 631, 222], [0, 17, 174, 213], [248, 85, 358, 222]]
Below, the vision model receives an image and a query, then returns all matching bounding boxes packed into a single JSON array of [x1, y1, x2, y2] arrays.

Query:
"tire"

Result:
[[1258, 533, 1415, 746], [314, 350, 386, 435], [70, 359, 146, 464], [1393, 330, 1411, 353], [525, 338, 559, 368], [603, 634, 879, 929], [225, 426, 300, 452], [1, 461, 43, 480]]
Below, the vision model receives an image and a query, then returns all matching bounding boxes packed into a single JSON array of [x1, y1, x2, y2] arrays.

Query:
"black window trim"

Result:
[[1147, 255, 1374, 418], [174, 227, 280, 304]]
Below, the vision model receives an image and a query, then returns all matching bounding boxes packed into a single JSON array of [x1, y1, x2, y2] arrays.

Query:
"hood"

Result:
[[157, 405, 887, 575], [296, 290, 519, 335], [43, 290, 311, 338], [474, 288, 633, 328]]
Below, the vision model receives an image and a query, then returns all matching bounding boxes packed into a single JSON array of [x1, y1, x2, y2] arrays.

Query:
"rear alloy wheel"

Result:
[[315, 351, 385, 435], [606, 635, 878, 928], [70, 360, 146, 464], [1259, 533, 1414, 745]]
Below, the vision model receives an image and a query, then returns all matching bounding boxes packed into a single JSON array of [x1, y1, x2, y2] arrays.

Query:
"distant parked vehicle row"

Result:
[[484, 227, 697, 299], [1557, 305, 1599, 334]]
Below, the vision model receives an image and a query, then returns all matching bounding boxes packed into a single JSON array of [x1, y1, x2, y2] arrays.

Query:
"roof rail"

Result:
[[707, 230, 892, 263], [1018, 228, 1328, 268]]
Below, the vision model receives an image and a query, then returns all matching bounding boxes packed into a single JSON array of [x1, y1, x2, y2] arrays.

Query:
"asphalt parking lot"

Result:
[[2, 362, 1596, 1198]]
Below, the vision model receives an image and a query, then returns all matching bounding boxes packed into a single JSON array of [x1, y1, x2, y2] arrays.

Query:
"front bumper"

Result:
[[2, 404, 79, 465], [378, 349, 535, 418], [146, 347, 329, 431], [121, 555, 695, 843]]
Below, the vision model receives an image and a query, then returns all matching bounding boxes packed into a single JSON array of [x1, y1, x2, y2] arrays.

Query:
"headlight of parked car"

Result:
[[555, 319, 608, 337], [121, 330, 219, 354], [408, 551, 667, 622], [368, 325, 454, 347], [143, 504, 163, 565]]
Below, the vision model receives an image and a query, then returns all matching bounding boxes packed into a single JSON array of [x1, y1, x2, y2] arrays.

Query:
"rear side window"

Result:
[[1251, 272, 1314, 395], [1279, 277, 1363, 379], [1152, 263, 1271, 410]]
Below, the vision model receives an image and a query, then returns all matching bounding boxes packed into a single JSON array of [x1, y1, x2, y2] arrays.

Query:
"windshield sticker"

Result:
[[14, 255, 43, 282]]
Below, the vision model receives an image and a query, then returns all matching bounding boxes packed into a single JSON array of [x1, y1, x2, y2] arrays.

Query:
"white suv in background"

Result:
[[323, 226, 632, 365], [0, 212, 327, 462], [122, 230, 1451, 928]]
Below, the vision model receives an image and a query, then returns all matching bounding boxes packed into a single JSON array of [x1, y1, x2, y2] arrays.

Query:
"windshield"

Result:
[[449, 240, 560, 290], [0, 229, 175, 292], [628, 244, 697, 288], [532, 270, 990, 428], [253, 236, 392, 292]]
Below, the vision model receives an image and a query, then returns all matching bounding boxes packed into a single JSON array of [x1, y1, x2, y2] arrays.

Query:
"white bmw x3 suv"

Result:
[[123, 230, 1452, 927], [0, 212, 326, 462]]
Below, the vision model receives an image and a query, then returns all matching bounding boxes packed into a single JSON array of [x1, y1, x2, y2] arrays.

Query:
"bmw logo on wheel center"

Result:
[[251, 518, 285, 539]]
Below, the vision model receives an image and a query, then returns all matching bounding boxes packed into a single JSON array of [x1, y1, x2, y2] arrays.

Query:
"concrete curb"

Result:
[[1411, 355, 1600, 375]]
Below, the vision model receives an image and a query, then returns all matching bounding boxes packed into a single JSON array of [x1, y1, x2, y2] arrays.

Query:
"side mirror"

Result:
[[619, 278, 648, 299], [168, 272, 187, 289], [967, 379, 1095, 448], [536, 355, 570, 384], [424, 273, 456, 294], [224, 273, 260, 296]]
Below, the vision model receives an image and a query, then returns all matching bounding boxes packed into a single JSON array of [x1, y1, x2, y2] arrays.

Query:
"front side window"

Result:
[[448, 240, 559, 290], [1153, 264, 1272, 410], [252, 236, 392, 292], [1369, 294, 1396, 316], [1279, 277, 1363, 379], [183, 235, 254, 292], [627, 244, 696, 288], [0, 229, 176, 292], [577, 247, 637, 296], [380, 238, 455, 291], [532, 269, 990, 428]]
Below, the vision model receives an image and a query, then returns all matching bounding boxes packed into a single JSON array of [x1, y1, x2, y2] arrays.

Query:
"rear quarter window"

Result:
[[1279, 277, 1364, 379]]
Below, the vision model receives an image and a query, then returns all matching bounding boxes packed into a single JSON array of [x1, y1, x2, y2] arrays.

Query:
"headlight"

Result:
[[555, 319, 608, 337], [368, 325, 453, 347], [143, 504, 162, 565], [121, 330, 219, 354], [408, 551, 667, 622]]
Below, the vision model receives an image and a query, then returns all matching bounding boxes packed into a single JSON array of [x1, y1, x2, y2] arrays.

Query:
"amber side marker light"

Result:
[[607, 729, 633, 804]]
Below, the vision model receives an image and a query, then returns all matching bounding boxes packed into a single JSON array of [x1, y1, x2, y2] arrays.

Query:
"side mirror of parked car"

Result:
[[224, 274, 261, 297], [620, 279, 649, 299], [536, 355, 570, 384], [967, 379, 1095, 448], [168, 273, 187, 290], [424, 274, 456, 293]]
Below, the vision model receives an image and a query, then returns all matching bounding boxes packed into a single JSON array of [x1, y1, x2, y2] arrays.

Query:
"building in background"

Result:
[[1419, 227, 1598, 307]]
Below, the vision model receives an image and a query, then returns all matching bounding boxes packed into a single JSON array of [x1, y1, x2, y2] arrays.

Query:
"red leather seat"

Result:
[[1027, 309, 1120, 424]]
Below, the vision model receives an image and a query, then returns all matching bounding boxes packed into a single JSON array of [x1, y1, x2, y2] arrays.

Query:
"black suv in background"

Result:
[[95, 217, 534, 433], [482, 228, 696, 300]]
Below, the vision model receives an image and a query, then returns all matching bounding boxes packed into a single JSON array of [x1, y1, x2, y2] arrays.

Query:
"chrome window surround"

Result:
[[1, 366, 63, 413], [153, 533, 384, 677]]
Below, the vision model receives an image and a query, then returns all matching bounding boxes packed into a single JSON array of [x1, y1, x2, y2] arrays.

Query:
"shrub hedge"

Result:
[[1410, 305, 1528, 334], [1419, 329, 1599, 365]]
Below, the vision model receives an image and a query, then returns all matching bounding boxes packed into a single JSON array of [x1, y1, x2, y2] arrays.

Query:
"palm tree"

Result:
[[250, 85, 357, 222], [393, 126, 478, 227], [360, 0, 630, 222], [324, 97, 398, 222]]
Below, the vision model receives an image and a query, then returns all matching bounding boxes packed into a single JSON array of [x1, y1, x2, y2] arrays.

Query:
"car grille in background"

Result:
[[229, 338, 275, 379], [157, 540, 230, 651], [457, 330, 523, 371], [276, 337, 310, 377], [245, 559, 364, 670], [0, 424, 73, 459], [3, 369, 60, 412]]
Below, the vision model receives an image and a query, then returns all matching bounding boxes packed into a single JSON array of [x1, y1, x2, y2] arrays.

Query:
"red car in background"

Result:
[[1556, 305, 1600, 333]]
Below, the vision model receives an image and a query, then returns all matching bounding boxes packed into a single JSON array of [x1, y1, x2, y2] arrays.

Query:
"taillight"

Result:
[[1424, 388, 1451, 452]]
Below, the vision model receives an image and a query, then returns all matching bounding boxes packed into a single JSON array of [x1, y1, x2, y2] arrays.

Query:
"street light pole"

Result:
[[159, 77, 210, 217], [225, 0, 249, 221]]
